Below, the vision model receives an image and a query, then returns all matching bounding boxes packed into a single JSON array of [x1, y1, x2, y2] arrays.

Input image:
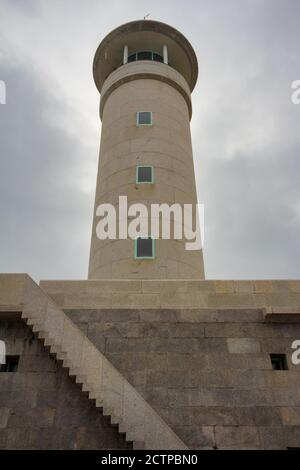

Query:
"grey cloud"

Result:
[[0, 0, 299, 280], [0, 59, 95, 281]]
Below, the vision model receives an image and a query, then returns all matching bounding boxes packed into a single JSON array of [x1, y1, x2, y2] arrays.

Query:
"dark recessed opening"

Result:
[[128, 53, 136, 63], [137, 111, 152, 126], [137, 51, 153, 61], [137, 166, 153, 183], [153, 52, 163, 63], [135, 237, 154, 259], [127, 51, 163, 64], [0, 355, 20, 372], [270, 353, 288, 370]]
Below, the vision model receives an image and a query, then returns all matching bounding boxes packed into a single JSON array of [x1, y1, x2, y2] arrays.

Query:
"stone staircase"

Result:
[[9, 275, 187, 450]]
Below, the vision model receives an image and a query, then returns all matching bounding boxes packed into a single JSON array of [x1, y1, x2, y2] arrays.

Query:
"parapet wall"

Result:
[[40, 279, 300, 311]]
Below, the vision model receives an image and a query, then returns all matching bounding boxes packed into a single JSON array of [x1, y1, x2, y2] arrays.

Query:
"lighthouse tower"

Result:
[[89, 20, 204, 279]]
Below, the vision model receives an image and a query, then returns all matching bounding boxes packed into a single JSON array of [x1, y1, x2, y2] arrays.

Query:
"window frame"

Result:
[[136, 111, 153, 127], [270, 353, 288, 371], [136, 165, 154, 184], [134, 237, 156, 260], [0, 355, 19, 373], [128, 51, 163, 63], [137, 50, 154, 61]]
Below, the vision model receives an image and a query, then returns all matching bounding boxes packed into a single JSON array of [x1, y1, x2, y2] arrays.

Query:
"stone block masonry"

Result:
[[0, 318, 131, 450], [65, 307, 300, 449], [40, 279, 300, 312], [1, 274, 300, 449]]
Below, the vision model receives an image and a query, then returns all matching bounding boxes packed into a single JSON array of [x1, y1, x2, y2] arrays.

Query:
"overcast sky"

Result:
[[0, 0, 299, 282]]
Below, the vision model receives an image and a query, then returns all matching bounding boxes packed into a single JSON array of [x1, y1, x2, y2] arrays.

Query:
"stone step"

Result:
[[118, 422, 127, 434], [44, 338, 56, 351], [62, 358, 73, 369], [133, 441, 145, 450], [37, 330, 49, 340], [81, 382, 89, 393], [75, 374, 87, 385], [124, 430, 143, 443], [32, 323, 48, 336], [88, 388, 98, 400], [49, 343, 61, 355], [27, 318, 40, 333], [56, 351, 67, 362], [69, 367, 84, 377], [103, 405, 113, 418], [110, 413, 121, 425], [96, 397, 104, 408]]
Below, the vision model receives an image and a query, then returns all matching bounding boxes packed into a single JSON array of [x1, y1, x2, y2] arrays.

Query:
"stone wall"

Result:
[[0, 316, 131, 450], [66, 307, 300, 449], [1, 301, 300, 449], [40, 279, 300, 311]]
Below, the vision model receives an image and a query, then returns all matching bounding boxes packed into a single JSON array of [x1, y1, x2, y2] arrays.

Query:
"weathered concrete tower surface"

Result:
[[88, 19, 205, 280]]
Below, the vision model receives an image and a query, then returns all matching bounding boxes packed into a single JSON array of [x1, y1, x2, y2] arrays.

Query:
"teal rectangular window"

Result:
[[136, 166, 154, 184], [134, 237, 155, 259], [137, 111, 152, 126]]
